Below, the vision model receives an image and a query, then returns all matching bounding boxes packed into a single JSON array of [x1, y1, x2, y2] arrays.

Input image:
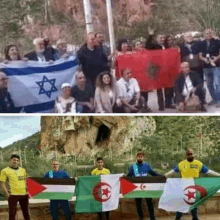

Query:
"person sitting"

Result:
[[116, 68, 145, 113], [71, 71, 94, 113], [94, 71, 117, 113], [24, 38, 55, 62], [0, 71, 15, 113], [55, 83, 76, 113], [4, 44, 22, 61], [174, 62, 207, 112]]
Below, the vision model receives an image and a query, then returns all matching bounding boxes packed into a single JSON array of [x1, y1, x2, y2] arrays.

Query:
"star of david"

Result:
[[36, 75, 58, 98]]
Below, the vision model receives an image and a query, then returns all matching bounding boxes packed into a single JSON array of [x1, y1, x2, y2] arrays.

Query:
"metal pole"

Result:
[[201, 134, 203, 156], [106, 0, 115, 53], [83, 0, 93, 34]]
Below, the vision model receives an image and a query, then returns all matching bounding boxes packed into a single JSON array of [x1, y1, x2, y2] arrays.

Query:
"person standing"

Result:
[[165, 149, 220, 220], [0, 154, 30, 220], [127, 152, 159, 220], [44, 160, 71, 220], [91, 157, 110, 220], [146, 28, 175, 111], [77, 33, 109, 86]]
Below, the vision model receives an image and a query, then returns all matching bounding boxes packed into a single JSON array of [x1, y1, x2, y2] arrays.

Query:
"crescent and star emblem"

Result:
[[140, 183, 147, 190], [183, 185, 207, 205], [93, 182, 112, 202]]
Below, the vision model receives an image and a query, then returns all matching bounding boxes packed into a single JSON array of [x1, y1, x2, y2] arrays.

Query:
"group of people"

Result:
[[1, 28, 220, 113], [1, 149, 220, 220]]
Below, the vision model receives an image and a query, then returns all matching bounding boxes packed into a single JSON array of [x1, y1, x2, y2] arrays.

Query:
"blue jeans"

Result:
[[204, 67, 217, 102], [50, 200, 71, 220], [176, 208, 198, 220], [213, 67, 220, 100]]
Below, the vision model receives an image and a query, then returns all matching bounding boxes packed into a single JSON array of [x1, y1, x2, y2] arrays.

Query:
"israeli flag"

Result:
[[0, 56, 78, 113]]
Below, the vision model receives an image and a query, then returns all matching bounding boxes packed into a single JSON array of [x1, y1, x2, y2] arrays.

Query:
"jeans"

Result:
[[50, 200, 71, 220], [213, 67, 220, 100], [8, 195, 30, 220], [176, 208, 198, 220], [135, 198, 155, 220], [204, 67, 217, 102]]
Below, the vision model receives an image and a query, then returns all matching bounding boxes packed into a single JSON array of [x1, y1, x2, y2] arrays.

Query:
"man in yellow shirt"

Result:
[[165, 149, 220, 220], [0, 154, 30, 220], [91, 157, 110, 220]]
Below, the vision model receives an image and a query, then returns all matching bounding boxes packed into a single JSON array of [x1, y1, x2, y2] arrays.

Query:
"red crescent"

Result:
[[140, 183, 145, 190], [93, 182, 112, 202], [185, 185, 207, 199]]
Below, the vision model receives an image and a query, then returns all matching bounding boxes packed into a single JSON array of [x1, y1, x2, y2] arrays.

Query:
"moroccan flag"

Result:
[[75, 174, 122, 213], [120, 176, 166, 198], [159, 177, 220, 213], [27, 177, 76, 200], [115, 49, 181, 91]]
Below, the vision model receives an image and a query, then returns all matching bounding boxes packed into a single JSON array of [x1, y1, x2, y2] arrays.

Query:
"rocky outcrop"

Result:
[[40, 116, 156, 158], [24, 0, 154, 43]]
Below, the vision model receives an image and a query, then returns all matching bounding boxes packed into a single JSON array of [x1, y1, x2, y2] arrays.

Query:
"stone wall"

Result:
[[1, 195, 220, 220]]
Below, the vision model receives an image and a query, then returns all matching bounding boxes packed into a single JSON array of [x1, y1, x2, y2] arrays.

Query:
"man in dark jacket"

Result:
[[24, 38, 55, 62], [128, 151, 160, 220], [77, 33, 109, 87], [199, 29, 220, 102], [174, 62, 206, 112]]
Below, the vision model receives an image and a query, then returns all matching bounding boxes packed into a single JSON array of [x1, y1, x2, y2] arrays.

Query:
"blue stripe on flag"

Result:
[[3, 59, 78, 76], [24, 101, 55, 113]]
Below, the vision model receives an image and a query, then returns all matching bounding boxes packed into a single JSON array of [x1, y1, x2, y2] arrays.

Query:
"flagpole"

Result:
[[83, 0, 93, 34], [106, 0, 115, 53]]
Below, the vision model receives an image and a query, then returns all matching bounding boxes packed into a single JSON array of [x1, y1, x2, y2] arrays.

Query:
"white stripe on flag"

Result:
[[134, 183, 165, 191], [101, 174, 123, 212], [159, 178, 195, 213], [42, 185, 75, 193]]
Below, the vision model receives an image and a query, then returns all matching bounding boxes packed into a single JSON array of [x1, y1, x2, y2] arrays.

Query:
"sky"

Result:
[[0, 116, 40, 148]]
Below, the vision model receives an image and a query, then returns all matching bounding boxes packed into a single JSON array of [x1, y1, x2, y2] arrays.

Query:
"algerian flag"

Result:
[[27, 177, 76, 200], [120, 176, 166, 198], [75, 174, 122, 213], [1, 56, 78, 113], [159, 177, 220, 213]]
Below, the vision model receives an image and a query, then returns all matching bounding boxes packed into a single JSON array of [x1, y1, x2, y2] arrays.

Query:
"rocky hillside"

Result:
[[40, 116, 156, 158]]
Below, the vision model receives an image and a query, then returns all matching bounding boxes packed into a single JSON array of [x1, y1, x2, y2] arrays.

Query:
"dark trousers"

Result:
[[176, 208, 198, 220], [164, 88, 174, 106], [97, 211, 110, 220], [8, 195, 30, 220], [195, 88, 205, 104], [135, 198, 155, 220], [157, 88, 173, 108], [50, 200, 71, 220]]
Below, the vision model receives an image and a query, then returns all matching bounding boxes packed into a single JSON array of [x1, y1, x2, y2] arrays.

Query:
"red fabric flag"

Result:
[[115, 48, 181, 91]]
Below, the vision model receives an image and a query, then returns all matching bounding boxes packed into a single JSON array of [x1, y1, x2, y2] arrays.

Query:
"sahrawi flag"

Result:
[[120, 176, 166, 198], [27, 177, 76, 200], [1, 56, 78, 113], [75, 174, 122, 213], [159, 177, 220, 213]]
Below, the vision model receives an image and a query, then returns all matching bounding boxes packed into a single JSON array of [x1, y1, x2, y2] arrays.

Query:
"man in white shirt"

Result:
[[116, 68, 145, 113], [174, 62, 206, 112]]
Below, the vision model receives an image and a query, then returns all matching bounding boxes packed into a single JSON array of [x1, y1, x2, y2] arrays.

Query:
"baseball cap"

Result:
[[61, 83, 71, 89]]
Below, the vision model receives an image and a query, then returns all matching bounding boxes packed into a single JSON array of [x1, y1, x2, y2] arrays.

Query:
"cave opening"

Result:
[[95, 124, 111, 144]]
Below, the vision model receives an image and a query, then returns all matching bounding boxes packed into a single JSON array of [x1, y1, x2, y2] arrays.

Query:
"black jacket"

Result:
[[174, 71, 202, 103], [24, 49, 55, 61]]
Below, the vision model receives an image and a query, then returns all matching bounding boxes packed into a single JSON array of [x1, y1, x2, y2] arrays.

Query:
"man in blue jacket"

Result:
[[128, 151, 160, 220], [44, 160, 71, 220]]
